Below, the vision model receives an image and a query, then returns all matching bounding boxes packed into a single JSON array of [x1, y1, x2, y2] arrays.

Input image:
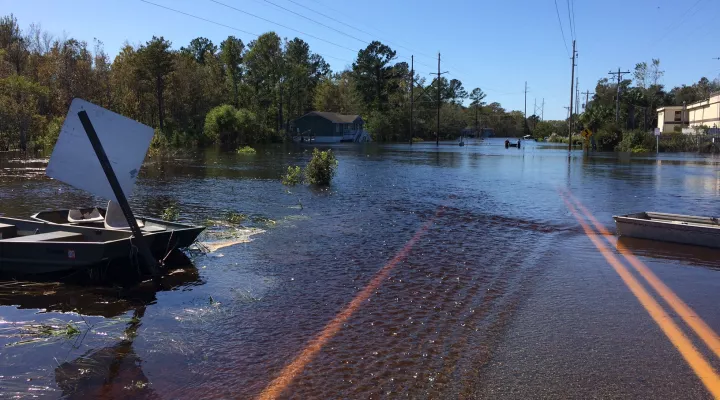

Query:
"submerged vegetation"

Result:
[[162, 204, 180, 221], [305, 149, 338, 185], [282, 165, 302, 186], [236, 146, 257, 155]]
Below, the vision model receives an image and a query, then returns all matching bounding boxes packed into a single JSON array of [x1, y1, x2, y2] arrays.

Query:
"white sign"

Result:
[[654, 128, 661, 136], [46, 98, 154, 202]]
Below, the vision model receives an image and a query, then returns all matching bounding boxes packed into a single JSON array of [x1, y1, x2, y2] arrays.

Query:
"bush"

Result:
[[593, 129, 621, 151], [204, 105, 258, 146], [282, 165, 302, 186], [305, 148, 338, 185], [616, 130, 655, 152], [237, 146, 256, 154], [162, 204, 179, 221]]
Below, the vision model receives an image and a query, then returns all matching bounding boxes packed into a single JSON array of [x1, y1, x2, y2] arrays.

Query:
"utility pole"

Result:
[[524, 81, 528, 135], [568, 40, 576, 151], [429, 52, 448, 146], [608, 67, 631, 122], [582, 90, 594, 111], [575, 78, 580, 120], [410, 55, 414, 144]]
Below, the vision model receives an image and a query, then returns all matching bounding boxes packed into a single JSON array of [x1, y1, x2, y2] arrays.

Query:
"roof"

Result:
[[300, 111, 362, 123]]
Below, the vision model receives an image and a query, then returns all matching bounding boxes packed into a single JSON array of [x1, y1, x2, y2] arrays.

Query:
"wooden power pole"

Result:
[[568, 40, 576, 151], [608, 67, 630, 122], [410, 55, 414, 144], [430, 52, 448, 146]]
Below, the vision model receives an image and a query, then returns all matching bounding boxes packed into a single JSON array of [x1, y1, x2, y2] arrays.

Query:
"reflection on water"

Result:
[[617, 236, 720, 270], [1, 139, 720, 398]]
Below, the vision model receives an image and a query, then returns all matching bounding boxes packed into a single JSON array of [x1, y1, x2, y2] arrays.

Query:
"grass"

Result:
[[411, 137, 424, 143], [237, 146, 257, 155]]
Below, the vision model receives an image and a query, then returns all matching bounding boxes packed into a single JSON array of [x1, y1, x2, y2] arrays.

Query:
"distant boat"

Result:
[[523, 135, 533, 140], [614, 212, 720, 249]]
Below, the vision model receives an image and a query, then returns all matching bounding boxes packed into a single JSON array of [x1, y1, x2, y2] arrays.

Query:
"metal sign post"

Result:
[[654, 128, 661, 154], [77, 110, 160, 276]]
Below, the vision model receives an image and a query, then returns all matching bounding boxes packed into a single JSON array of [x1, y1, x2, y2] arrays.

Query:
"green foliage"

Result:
[[225, 211, 247, 224], [412, 137, 424, 143], [616, 130, 655, 152], [162, 204, 179, 221], [237, 146, 256, 154], [282, 165, 302, 186], [204, 105, 258, 146], [305, 148, 338, 185], [594, 129, 622, 151], [3, 13, 717, 152]]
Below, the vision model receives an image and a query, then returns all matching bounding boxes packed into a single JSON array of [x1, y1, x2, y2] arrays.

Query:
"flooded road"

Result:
[[1, 138, 720, 399]]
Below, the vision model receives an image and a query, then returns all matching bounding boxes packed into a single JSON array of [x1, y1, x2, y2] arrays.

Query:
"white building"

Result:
[[657, 93, 720, 134]]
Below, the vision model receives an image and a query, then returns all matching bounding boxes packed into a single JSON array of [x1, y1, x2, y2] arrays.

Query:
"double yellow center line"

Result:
[[561, 191, 720, 398]]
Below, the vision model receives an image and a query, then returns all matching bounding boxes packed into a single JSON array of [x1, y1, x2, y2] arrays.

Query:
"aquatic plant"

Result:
[[282, 165, 302, 186], [305, 148, 338, 185], [237, 146, 257, 155], [162, 204, 179, 221], [225, 211, 247, 224]]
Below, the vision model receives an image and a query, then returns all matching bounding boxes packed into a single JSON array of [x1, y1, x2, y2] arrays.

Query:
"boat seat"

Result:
[[68, 208, 104, 223], [0, 223, 17, 239], [1, 231, 84, 242], [104, 200, 145, 230]]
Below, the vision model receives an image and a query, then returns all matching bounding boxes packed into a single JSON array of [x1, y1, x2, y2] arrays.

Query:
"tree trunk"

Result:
[[156, 75, 165, 132]]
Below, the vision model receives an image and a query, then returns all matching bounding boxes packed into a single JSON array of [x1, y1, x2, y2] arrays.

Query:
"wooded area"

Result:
[[0, 14, 536, 151], [1, 13, 718, 152]]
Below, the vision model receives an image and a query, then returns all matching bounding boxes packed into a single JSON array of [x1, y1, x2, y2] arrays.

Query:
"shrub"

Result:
[[282, 165, 302, 186], [616, 130, 655, 152], [237, 146, 256, 154], [162, 204, 179, 221], [305, 148, 338, 185], [593, 129, 621, 151], [204, 105, 258, 146]]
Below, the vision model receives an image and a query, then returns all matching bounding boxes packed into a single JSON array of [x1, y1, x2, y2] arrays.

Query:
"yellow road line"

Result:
[[257, 208, 442, 400], [566, 192, 720, 361], [562, 195, 720, 398]]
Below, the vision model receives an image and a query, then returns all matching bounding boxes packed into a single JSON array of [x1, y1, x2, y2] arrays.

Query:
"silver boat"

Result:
[[613, 212, 720, 249]]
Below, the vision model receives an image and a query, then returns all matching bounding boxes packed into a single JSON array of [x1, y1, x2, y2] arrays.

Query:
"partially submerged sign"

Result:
[[46, 98, 154, 202]]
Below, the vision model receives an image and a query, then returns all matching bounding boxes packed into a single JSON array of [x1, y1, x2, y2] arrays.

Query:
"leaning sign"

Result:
[[46, 98, 154, 202]]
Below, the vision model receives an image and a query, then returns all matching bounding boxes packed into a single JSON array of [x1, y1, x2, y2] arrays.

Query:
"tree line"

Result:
[[531, 59, 720, 149], [0, 13, 534, 152]]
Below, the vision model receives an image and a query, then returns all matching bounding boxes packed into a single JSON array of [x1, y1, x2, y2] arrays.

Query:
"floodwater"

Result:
[[1, 138, 720, 399]]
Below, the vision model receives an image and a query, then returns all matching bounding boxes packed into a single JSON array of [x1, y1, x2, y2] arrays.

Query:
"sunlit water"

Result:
[[1, 139, 719, 399]]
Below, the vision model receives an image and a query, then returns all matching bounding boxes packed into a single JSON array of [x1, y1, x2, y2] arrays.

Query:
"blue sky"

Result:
[[3, 0, 719, 120]]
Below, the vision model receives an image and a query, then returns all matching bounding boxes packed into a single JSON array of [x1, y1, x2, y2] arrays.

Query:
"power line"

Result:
[[570, 0, 577, 40], [566, 0, 575, 40], [138, 0, 353, 64], [554, 0, 571, 57], [207, 0, 358, 53], [281, 0, 437, 62], [651, 0, 705, 46]]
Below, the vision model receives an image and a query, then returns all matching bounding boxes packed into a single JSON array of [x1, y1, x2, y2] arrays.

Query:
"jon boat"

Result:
[[613, 212, 720, 249], [31, 203, 204, 259], [0, 217, 136, 274]]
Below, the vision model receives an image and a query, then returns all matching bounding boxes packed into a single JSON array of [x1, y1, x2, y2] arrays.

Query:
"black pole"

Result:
[[77, 110, 160, 276], [437, 52, 440, 146], [410, 55, 414, 145]]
